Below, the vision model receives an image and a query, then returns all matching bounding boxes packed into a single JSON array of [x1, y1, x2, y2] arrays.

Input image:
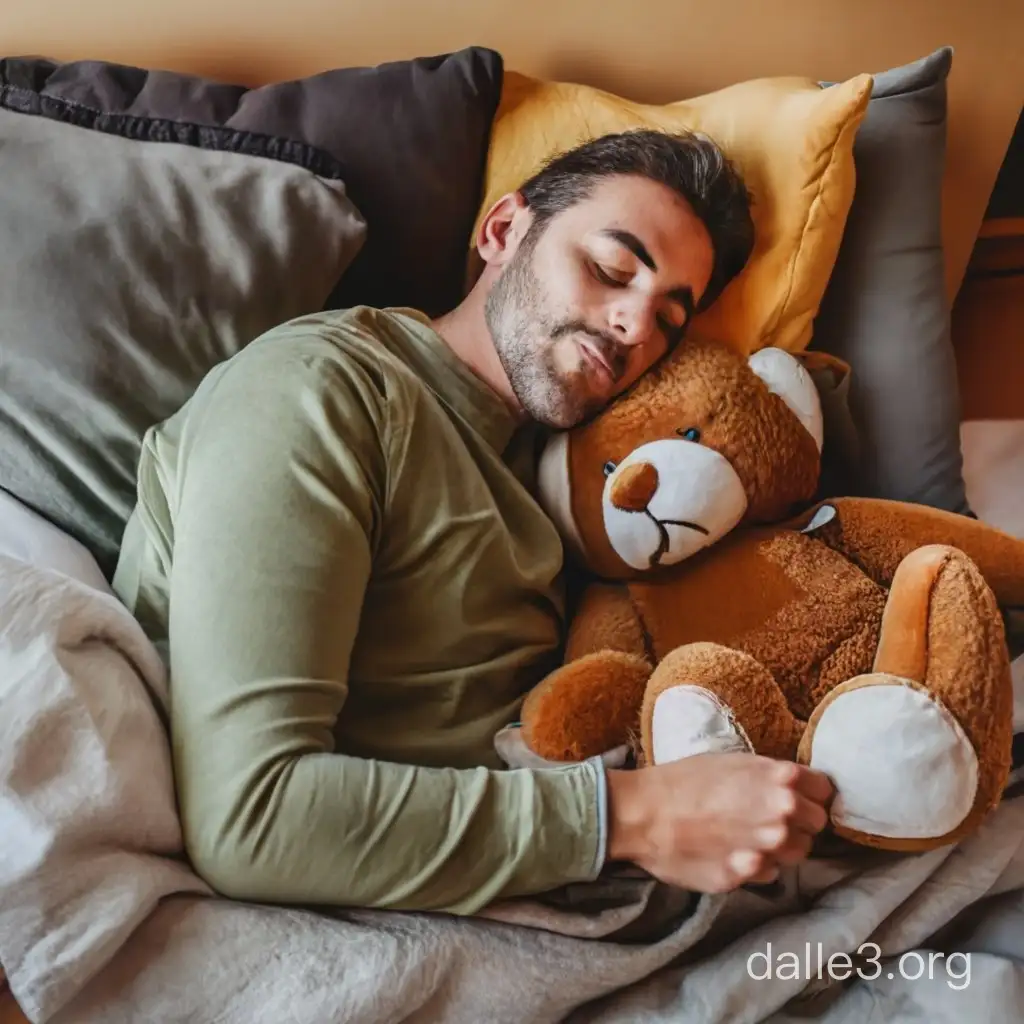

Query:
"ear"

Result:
[[747, 347, 824, 452], [475, 191, 531, 267]]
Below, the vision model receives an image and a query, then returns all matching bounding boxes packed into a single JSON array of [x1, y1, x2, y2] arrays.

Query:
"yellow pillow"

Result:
[[472, 71, 873, 355]]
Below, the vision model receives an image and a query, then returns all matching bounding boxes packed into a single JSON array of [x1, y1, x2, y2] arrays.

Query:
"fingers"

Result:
[[740, 852, 781, 886], [790, 793, 830, 836], [762, 760, 833, 834], [783, 760, 835, 805], [727, 849, 779, 887], [755, 825, 814, 865], [727, 848, 799, 889], [742, 759, 833, 871], [640, 751, 837, 895], [746, 863, 782, 886], [735, 821, 814, 887], [728, 849, 762, 876]]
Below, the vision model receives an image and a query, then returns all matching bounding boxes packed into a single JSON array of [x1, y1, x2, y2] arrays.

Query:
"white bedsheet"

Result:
[[0, 545, 211, 1020], [0, 489, 109, 594], [962, 419, 1024, 540]]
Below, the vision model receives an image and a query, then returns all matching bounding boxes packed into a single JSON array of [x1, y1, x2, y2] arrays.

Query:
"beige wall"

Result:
[[2, 0, 1021, 301]]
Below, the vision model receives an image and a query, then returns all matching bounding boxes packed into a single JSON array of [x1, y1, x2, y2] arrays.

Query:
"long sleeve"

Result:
[[160, 339, 605, 915]]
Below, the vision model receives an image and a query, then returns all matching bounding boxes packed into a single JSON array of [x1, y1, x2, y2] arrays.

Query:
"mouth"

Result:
[[578, 338, 615, 387], [645, 510, 709, 567]]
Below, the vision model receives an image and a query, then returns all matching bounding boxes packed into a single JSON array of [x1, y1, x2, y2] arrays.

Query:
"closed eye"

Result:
[[590, 260, 687, 346], [659, 315, 686, 347], [591, 261, 630, 287]]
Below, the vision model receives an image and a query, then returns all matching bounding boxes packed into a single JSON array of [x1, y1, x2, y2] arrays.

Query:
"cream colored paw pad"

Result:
[[808, 680, 978, 839], [651, 685, 752, 763]]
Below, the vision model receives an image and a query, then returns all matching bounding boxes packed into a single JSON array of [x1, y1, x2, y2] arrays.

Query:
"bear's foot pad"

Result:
[[806, 675, 978, 840], [651, 685, 754, 763]]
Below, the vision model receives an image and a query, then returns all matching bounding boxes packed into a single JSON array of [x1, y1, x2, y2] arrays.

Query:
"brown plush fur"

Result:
[[563, 583, 650, 663], [640, 643, 803, 763], [568, 338, 822, 580], [792, 497, 1024, 606], [794, 543, 1016, 850], [521, 651, 652, 761], [523, 337, 1022, 853], [629, 522, 890, 721]]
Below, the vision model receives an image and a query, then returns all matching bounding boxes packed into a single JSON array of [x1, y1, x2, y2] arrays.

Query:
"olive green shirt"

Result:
[[112, 306, 606, 915]]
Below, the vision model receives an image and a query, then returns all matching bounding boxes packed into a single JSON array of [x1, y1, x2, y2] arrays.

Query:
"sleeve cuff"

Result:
[[587, 754, 610, 878]]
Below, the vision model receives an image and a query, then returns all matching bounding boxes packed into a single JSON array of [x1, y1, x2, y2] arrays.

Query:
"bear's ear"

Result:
[[747, 348, 824, 453]]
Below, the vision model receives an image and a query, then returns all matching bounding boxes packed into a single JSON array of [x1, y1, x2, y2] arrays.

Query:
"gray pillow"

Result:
[[811, 47, 971, 515], [0, 96, 366, 578], [3, 48, 505, 319]]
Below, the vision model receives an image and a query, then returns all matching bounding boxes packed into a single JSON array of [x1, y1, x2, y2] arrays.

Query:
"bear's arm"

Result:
[[803, 497, 1024, 608], [518, 581, 652, 762], [564, 582, 651, 665]]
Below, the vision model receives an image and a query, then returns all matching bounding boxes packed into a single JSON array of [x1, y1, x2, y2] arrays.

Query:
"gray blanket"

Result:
[[2, 542, 1023, 1024]]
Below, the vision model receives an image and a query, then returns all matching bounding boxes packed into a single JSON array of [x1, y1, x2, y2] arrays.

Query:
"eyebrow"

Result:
[[600, 228, 696, 317], [602, 228, 657, 271]]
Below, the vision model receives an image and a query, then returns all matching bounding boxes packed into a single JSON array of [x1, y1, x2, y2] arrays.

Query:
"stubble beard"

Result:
[[484, 239, 602, 430]]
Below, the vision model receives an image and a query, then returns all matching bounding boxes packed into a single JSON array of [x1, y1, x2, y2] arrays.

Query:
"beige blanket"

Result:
[[3, 548, 1024, 1024]]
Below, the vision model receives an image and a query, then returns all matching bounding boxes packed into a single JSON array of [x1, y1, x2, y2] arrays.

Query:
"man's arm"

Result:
[[165, 343, 605, 915]]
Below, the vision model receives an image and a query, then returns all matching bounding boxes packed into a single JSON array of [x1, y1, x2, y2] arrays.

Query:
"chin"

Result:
[[531, 382, 602, 432]]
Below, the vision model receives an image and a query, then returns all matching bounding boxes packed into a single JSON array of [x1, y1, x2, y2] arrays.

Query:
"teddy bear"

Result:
[[501, 335, 1024, 853]]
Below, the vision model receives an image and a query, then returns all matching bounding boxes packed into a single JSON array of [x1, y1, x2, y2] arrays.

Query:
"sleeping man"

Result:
[[112, 128, 834, 915]]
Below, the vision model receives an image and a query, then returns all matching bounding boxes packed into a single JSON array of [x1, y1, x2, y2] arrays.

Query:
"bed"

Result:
[[2, 4, 1024, 1021]]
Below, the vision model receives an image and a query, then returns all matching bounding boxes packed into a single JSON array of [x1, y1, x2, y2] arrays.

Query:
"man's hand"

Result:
[[605, 752, 833, 892]]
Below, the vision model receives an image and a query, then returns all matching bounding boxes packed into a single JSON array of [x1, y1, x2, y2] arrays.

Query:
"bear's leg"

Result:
[[798, 545, 1015, 851], [639, 643, 804, 766]]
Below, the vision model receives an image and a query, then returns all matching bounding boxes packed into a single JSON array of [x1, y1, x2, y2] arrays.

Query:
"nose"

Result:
[[609, 462, 659, 512], [609, 295, 655, 347]]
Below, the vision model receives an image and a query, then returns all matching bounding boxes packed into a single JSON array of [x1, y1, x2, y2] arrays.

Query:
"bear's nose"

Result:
[[609, 462, 659, 512]]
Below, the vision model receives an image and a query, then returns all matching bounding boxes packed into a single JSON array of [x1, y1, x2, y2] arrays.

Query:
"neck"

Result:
[[431, 286, 526, 422]]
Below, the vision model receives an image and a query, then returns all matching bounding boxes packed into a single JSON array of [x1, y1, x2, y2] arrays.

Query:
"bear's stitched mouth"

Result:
[[644, 510, 709, 567]]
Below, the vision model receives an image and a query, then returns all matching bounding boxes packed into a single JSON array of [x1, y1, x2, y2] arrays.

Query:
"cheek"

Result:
[[545, 253, 603, 319]]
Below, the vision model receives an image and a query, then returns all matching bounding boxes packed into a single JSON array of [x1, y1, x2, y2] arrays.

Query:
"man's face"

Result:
[[483, 175, 715, 429]]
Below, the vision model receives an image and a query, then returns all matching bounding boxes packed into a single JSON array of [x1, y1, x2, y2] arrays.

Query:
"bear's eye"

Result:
[[603, 460, 617, 477], [677, 427, 702, 443]]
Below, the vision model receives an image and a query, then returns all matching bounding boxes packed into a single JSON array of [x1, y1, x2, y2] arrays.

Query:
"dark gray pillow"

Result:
[[2, 48, 505, 318], [811, 47, 971, 515], [0, 86, 366, 578]]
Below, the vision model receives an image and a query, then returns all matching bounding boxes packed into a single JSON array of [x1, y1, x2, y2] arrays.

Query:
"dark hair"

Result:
[[517, 129, 754, 312]]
